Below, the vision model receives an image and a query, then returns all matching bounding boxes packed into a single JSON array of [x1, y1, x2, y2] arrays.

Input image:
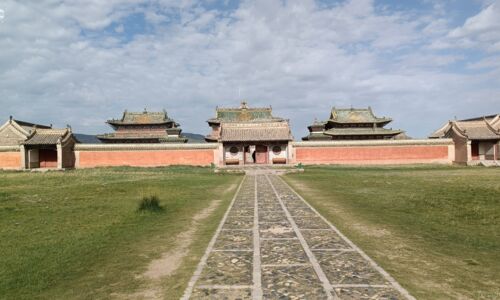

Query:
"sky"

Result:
[[0, 0, 499, 139]]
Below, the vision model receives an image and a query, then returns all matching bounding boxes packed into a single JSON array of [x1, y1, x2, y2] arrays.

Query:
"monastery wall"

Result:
[[75, 143, 218, 168], [291, 139, 454, 165], [0, 146, 21, 169]]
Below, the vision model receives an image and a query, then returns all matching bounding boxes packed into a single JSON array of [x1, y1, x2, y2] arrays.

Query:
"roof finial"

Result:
[[240, 101, 248, 109], [50, 123, 53, 128], [9, 115, 12, 123], [143, 107, 147, 113]]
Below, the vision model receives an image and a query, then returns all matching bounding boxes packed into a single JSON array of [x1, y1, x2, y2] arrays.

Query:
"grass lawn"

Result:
[[0, 167, 242, 299], [284, 165, 500, 300]]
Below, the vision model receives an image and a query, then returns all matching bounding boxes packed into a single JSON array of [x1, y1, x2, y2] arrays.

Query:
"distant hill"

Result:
[[74, 134, 101, 144], [73, 133, 206, 143], [183, 133, 206, 143]]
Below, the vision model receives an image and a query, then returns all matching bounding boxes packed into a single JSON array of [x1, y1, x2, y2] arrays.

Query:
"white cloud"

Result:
[[446, 2, 500, 51], [0, 0, 499, 139]]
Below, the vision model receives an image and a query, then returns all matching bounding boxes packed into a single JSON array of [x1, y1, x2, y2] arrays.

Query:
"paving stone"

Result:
[[286, 206, 316, 216], [335, 287, 403, 300], [227, 207, 254, 217], [314, 251, 389, 285], [214, 230, 253, 250], [197, 251, 253, 286], [294, 217, 331, 229], [261, 265, 328, 299], [261, 239, 308, 265], [259, 222, 295, 239], [301, 229, 351, 249], [191, 288, 252, 300], [259, 211, 288, 223], [184, 173, 411, 300], [222, 216, 254, 230]]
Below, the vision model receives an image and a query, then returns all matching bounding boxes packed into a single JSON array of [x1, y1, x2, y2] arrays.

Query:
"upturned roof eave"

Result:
[[323, 129, 403, 136], [106, 120, 175, 126], [326, 118, 392, 125]]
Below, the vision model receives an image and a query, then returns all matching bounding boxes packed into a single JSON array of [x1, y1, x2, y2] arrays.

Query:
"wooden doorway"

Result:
[[39, 149, 58, 168], [255, 145, 268, 164]]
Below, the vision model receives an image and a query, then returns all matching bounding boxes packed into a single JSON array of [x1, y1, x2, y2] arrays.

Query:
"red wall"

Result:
[[295, 145, 450, 165], [78, 149, 215, 168], [0, 152, 20, 169]]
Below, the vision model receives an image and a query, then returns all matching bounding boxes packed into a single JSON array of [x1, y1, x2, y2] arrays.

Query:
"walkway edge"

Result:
[[276, 175, 416, 300], [180, 176, 247, 300]]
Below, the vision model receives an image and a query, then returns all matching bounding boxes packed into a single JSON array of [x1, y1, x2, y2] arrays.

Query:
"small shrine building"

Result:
[[303, 107, 403, 141], [0, 117, 77, 169], [430, 114, 500, 163], [97, 109, 187, 143], [206, 102, 293, 165]]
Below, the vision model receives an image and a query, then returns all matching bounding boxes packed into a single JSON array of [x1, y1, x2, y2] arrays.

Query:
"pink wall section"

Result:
[[295, 145, 451, 165], [0, 152, 20, 169], [77, 149, 215, 168]]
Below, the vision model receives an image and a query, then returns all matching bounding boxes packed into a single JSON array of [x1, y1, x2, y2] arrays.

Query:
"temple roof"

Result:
[[328, 107, 392, 124], [324, 127, 402, 136], [22, 128, 74, 145], [430, 114, 500, 140], [219, 122, 293, 142], [107, 109, 176, 125], [13, 119, 51, 132], [97, 132, 187, 142], [208, 102, 283, 123]]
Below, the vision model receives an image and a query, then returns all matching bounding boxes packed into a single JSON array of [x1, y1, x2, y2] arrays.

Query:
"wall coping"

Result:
[[291, 139, 453, 147], [75, 143, 218, 151], [0, 146, 20, 152]]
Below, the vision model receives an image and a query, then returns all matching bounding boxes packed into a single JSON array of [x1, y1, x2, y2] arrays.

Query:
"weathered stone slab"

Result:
[[314, 251, 388, 285], [191, 288, 252, 300], [259, 211, 288, 223], [214, 229, 253, 250], [222, 216, 253, 230], [261, 239, 308, 265], [335, 286, 403, 300], [301, 229, 350, 249], [259, 222, 295, 239], [227, 207, 254, 217], [261, 265, 328, 299], [294, 217, 331, 229], [197, 251, 253, 286]]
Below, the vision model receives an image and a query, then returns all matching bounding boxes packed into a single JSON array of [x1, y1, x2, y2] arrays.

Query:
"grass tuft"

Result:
[[137, 195, 164, 213]]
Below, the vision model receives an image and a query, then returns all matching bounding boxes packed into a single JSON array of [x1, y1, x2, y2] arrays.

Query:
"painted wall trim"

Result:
[[292, 139, 453, 147], [75, 143, 217, 151], [0, 146, 20, 152]]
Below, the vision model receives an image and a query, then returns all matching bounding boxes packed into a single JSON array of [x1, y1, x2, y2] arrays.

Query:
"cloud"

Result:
[[0, 0, 499, 139], [446, 2, 500, 51]]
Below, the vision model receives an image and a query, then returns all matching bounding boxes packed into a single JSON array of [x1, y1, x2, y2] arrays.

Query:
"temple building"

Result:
[[206, 102, 293, 165], [430, 114, 500, 165], [97, 109, 187, 143], [303, 107, 403, 141], [0, 117, 52, 146], [0, 117, 78, 169]]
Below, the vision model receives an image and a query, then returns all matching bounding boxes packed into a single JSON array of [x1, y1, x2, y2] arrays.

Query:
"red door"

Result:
[[255, 145, 268, 164], [39, 149, 58, 168]]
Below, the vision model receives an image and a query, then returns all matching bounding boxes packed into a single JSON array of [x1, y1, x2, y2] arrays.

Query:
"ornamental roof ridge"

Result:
[[329, 106, 392, 123]]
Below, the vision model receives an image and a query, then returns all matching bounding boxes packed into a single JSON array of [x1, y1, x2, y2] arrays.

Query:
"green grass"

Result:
[[0, 166, 242, 299], [284, 165, 500, 300]]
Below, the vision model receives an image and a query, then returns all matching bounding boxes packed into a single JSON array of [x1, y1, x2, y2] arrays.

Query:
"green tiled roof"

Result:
[[324, 127, 402, 136], [329, 107, 391, 124], [208, 102, 281, 123], [108, 109, 175, 125]]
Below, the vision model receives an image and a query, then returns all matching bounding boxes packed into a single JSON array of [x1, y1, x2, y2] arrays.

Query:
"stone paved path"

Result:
[[182, 173, 414, 300]]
